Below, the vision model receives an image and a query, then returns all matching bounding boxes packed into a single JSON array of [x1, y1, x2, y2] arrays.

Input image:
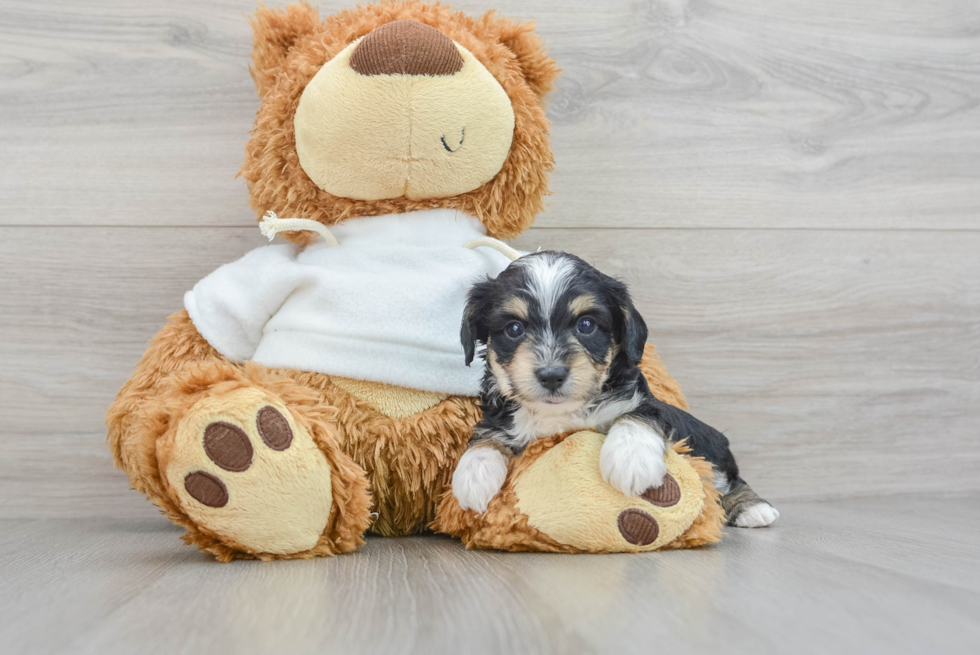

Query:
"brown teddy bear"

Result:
[[106, 1, 723, 561]]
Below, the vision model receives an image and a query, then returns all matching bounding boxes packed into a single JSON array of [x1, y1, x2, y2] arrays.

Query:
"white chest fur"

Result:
[[508, 392, 642, 449]]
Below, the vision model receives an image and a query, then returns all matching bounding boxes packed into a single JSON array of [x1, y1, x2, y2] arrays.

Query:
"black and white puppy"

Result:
[[453, 251, 779, 528]]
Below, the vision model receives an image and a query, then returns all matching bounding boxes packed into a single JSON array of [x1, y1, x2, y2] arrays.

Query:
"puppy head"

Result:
[[461, 251, 647, 410]]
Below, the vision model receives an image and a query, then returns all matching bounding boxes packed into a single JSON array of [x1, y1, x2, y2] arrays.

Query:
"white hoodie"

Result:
[[184, 209, 514, 396]]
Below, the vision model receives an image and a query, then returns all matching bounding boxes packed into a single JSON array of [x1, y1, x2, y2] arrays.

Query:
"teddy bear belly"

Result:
[[283, 369, 481, 536], [330, 376, 450, 419]]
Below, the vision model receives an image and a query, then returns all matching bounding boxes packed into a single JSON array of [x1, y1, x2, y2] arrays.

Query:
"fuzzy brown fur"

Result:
[[432, 439, 723, 552], [283, 369, 482, 536], [106, 2, 706, 560], [638, 343, 688, 410], [657, 442, 726, 551], [242, 1, 560, 244]]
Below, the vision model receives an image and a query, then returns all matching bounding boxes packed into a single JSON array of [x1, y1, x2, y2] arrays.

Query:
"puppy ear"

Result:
[[604, 277, 648, 366], [461, 279, 495, 366], [249, 2, 321, 100]]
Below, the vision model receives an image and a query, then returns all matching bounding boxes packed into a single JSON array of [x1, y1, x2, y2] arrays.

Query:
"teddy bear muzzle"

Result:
[[293, 19, 516, 202]]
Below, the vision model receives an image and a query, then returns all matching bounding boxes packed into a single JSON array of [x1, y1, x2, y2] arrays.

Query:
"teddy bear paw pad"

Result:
[[183, 471, 229, 507], [616, 508, 659, 546], [640, 474, 681, 507], [612, 476, 682, 545], [162, 388, 333, 555]]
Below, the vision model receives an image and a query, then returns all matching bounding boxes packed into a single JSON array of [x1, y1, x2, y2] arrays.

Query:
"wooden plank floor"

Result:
[[2, 495, 978, 655]]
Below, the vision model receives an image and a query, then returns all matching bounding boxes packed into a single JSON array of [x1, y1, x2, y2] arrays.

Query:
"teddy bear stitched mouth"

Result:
[[392, 126, 465, 162], [441, 127, 465, 153]]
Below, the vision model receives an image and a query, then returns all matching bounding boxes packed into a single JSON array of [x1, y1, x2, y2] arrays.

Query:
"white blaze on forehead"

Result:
[[519, 253, 576, 319]]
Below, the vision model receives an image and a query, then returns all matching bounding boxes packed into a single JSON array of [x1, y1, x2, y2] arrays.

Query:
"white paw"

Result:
[[600, 419, 668, 497], [452, 447, 509, 513], [734, 502, 780, 528]]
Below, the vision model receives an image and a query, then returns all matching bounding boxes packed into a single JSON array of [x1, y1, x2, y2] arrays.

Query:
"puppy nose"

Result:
[[536, 366, 569, 392], [350, 20, 464, 77]]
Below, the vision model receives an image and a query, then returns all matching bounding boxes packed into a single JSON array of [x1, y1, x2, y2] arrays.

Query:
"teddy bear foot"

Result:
[[159, 387, 347, 559], [434, 431, 725, 553]]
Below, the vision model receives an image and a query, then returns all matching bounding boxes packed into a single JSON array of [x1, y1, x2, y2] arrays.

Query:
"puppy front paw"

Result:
[[452, 447, 509, 513], [600, 419, 668, 497]]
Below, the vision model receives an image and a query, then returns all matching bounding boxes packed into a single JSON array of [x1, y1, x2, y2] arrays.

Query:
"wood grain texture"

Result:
[[2, 496, 979, 655], [1, 0, 978, 229], [1, 226, 977, 518]]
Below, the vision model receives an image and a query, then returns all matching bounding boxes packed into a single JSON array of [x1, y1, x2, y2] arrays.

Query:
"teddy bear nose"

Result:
[[350, 20, 464, 77]]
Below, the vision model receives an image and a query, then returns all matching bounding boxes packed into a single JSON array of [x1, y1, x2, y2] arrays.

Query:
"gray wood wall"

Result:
[[2, 0, 978, 519]]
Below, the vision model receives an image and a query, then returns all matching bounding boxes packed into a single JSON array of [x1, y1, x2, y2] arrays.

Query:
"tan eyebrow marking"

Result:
[[569, 294, 600, 316], [502, 296, 530, 320]]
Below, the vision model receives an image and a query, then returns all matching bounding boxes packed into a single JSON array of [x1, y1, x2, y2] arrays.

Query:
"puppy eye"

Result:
[[576, 316, 597, 335], [505, 321, 525, 339]]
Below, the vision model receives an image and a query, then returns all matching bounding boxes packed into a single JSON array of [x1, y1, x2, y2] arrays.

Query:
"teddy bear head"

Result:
[[242, 1, 560, 242]]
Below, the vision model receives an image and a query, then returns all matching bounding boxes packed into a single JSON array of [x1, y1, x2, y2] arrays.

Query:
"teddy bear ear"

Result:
[[248, 2, 321, 100], [495, 18, 561, 99]]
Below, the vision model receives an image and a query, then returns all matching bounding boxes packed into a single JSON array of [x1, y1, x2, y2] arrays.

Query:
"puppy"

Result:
[[453, 251, 779, 528]]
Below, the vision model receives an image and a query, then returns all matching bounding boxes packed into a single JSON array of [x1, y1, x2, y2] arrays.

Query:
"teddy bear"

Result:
[[106, 1, 723, 561]]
